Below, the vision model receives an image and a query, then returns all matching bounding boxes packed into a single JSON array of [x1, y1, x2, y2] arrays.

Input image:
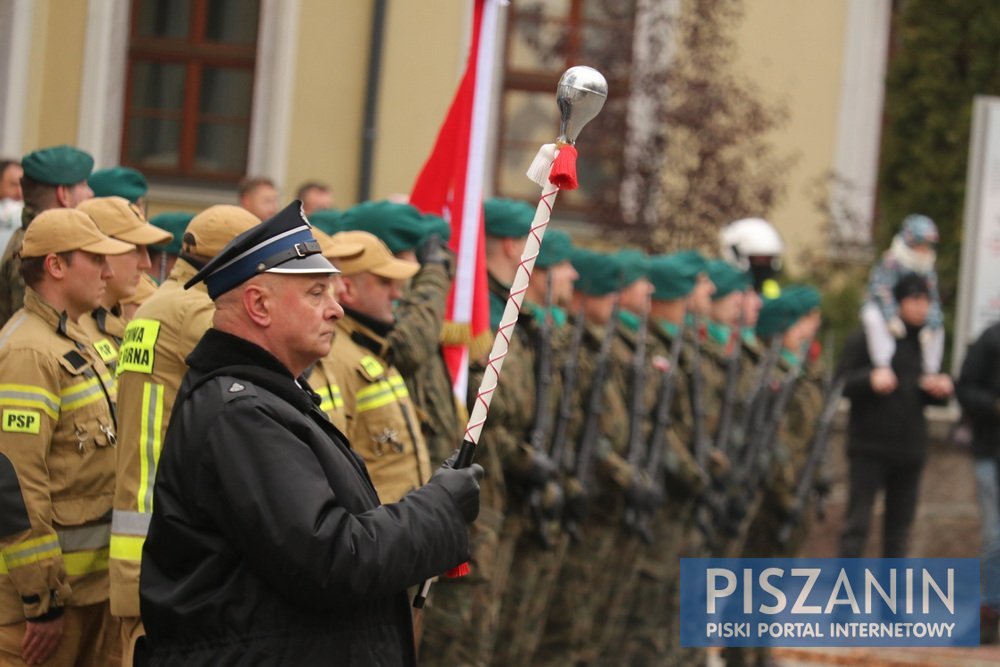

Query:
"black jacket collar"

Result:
[[187, 328, 317, 413]]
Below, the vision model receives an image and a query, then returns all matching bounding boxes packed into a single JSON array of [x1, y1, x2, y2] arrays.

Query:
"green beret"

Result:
[[536, 229, 574, 269], [88, 167, 148, 202], [616, 249, 650, 287], [21, 145, 94, 186], [308, 208, 343, 235], [483, 198, 533, 238], [756, 285, 821, 338], [338, 200, 427, 253], [422, 212, 452, 245], [648, 250, 707, 301], [707, 259, 751, 300], [571, 248, 621, 297], [149, 211, 195, 256]]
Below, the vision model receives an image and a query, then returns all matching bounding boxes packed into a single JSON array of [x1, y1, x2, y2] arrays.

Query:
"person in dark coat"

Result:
[[837, 273, 952, 558], [956, 319, 1000, 643], [139, 201, 482, 666]]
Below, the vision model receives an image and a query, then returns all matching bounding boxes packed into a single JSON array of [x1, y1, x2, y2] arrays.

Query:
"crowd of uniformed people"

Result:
[[0, 145, 837, 667]]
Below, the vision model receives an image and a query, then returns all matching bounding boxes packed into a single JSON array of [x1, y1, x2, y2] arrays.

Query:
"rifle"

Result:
[[733, 336, 783, 462], [624, 297, 651, 471], [624, 319, 685, 543], [526, 273, 560, 548], [777, 375, 845, 546], [549, 306, 586, 473], [564, 297, 621, 542], [714, 319, 745, 461], [724, 339, 812, 538]]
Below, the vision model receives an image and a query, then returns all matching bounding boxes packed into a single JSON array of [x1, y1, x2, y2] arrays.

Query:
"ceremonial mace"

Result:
[[414, 65, 607, 608]]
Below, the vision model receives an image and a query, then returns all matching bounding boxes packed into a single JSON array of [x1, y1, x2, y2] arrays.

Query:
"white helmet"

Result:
[[720, 218, 784, 291], [719, 217, 784, 268]]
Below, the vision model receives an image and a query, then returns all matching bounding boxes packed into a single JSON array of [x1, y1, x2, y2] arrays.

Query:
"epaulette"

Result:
[[218, 377, 259, 403]]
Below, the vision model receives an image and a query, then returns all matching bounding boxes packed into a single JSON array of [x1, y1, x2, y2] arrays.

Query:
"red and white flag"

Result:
[[409, 0, 502, 399]]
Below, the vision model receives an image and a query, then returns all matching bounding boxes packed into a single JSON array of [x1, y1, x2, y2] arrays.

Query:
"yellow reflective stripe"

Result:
[[63, 548, 109, 575], [60, 376, 104, 411], [109, 534, 144, 562], [137, 382, 164, 513], [356, 380, 396, 412], [0, 384, 59, 419], [316, 384, 345, 413], [1, 535, 61, 569], [388, 375, 409, 398]]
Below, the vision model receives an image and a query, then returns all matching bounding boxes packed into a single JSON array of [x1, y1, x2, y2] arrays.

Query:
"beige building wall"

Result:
[[734, 0, 850, 266], [284, 1, 468, 209], [22, 0, 88, 154]]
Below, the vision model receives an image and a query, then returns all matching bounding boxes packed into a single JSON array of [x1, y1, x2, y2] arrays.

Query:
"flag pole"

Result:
[[414, 65, 607, 608]]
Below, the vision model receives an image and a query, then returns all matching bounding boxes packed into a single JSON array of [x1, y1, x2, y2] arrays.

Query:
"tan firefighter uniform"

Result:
[[78, 307, 127, 377], [325, 314, 432, 504], [307, 357, 349, 434], [109, 205, 259, 664], [0, 288, 120, 659]]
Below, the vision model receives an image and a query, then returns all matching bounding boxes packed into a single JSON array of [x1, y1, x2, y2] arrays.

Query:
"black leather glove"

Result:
[[429, 461, 484, 523], [416, 234, 453, 274]]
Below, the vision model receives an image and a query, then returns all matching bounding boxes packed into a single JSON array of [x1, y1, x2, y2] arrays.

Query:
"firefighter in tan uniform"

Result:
[[75, 197, 172, 377], [108, 205, 259, 665], [320, 230, 430, 504], [0, 209, 135, 666], [304, 228, 364, 434]]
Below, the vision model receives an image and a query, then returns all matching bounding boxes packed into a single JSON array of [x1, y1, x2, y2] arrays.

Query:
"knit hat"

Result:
[[484, 198, 533, 238], [899, 214, 939, 247]]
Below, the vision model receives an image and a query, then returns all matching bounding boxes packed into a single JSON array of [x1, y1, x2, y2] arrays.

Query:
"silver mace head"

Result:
[[556, 66, 608, 145]]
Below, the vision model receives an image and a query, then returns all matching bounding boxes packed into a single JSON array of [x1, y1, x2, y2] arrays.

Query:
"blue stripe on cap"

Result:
[[206, 225, 320, 299]]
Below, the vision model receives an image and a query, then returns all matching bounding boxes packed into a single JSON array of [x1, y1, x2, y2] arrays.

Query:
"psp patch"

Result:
[[2, 409, 41, 434], [93, 339, 117, 364]]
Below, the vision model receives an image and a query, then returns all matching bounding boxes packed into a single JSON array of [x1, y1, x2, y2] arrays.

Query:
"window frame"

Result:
[[120, 0, 261, 184]]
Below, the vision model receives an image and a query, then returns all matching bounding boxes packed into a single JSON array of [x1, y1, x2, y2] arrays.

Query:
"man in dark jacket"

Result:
[[140, 201, 482, 666], [956, 319, 1000, 642], [837, 273, 952, 558]]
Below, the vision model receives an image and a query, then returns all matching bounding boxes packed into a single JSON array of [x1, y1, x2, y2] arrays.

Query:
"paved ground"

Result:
[[706, 646, 1000, 666]]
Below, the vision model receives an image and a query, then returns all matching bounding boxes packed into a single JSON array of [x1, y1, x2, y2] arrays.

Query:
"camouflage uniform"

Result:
[[0, 204, 40, 328], [623, 319, 708, 667], [725, 347, 824, 667], [381, 261, 463, 467], [490, 301, 567, 667], [420, 273, 511, 667], [593, 313, 661, 665], [536, 316, 634, 667]]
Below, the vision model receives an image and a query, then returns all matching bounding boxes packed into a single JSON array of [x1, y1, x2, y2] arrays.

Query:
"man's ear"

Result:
[[338, 275, 357, 308], [43, 253, 67, 280], [242, 283, 271, 326], [54, 185, 73, 208]]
